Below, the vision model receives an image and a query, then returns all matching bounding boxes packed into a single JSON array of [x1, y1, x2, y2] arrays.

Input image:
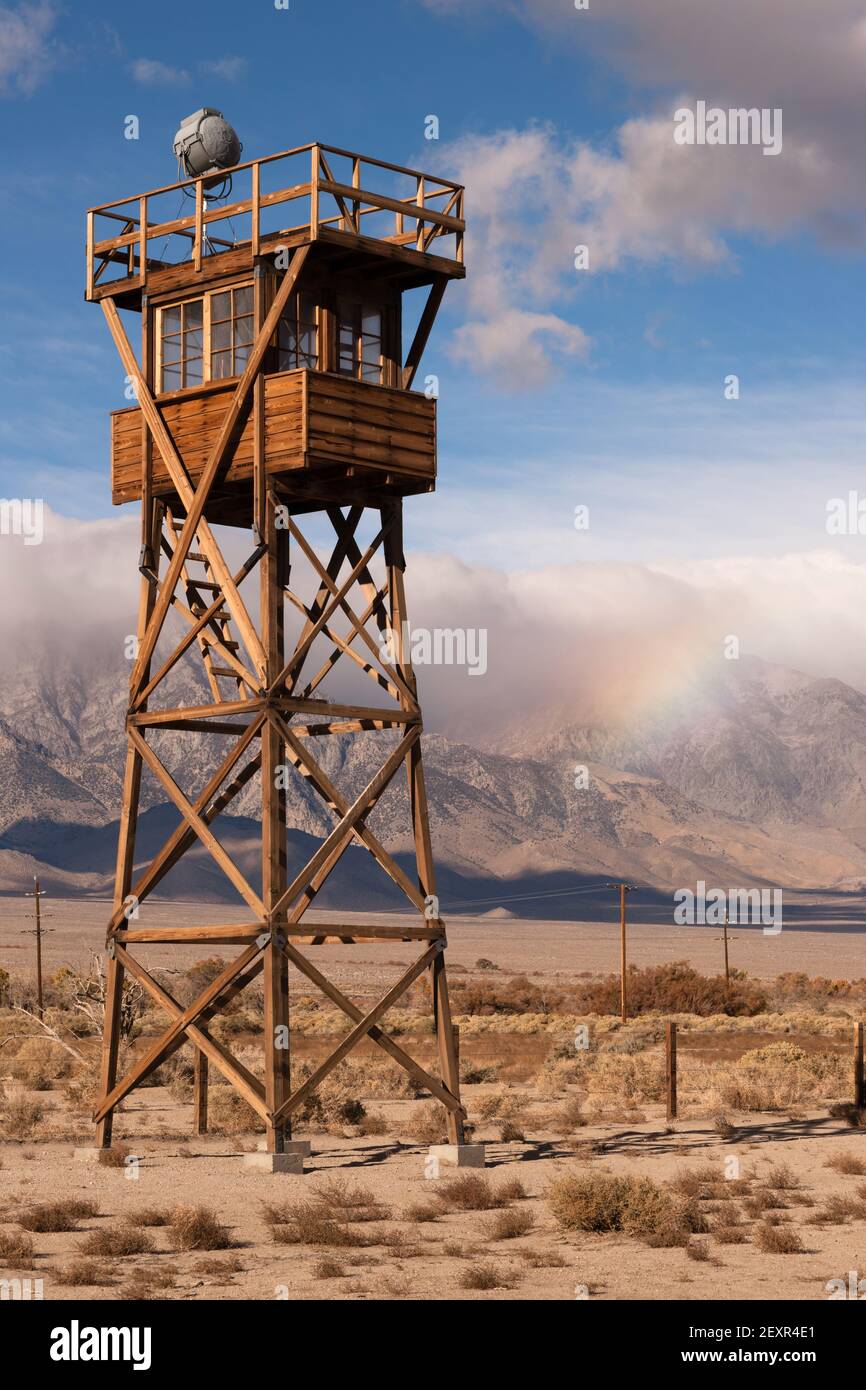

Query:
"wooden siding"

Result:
[[110, 369, 436, 505]]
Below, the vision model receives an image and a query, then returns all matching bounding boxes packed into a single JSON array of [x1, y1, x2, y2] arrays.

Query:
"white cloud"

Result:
[[130, 57, 190, 86], [0, 1, 58, 94], [199, 57, 248, 82], [8, 511, 866, 749]]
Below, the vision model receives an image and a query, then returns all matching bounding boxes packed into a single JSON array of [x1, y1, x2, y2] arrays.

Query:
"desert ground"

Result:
[[1, 900, 865, 1301]]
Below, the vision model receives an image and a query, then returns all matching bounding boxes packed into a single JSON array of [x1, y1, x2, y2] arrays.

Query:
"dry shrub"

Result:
[[671, 1165, 723, 1198], [460, 1059, 499, 1084], [80, 1225, 154, 1256], [0, 1228, 35, 1263], [458, 1261, 519, 1290], [498, 1175, 527, 1201], [499, 1118, 526, 1142], [404, 1202, 440, 1223], [762, 1162, 800, 1190], [18, 1199, 98, 1232], [208, 1088, 265, 1136], [825, 1152, 866, 1176], [170, 1204, 231, 1251], [520, 1248, 568, 1268], [312, 1258, 346, 1279], [121, 1266, 176, 1299], [54, 1259, 115, 1286], [686, 1238, 710, 1261], [271, 1208, 370, 1248], [358, 1112, 390, 1136], [812, 1194, 866, 1224], [486, 1208, 534, 1241], [435, 1174, 506, 1212], [713, 1115, 736, 1140], [124, 1208, 169, 1228], [193, 1255, 243, 1275], [578, 1053, 666, 1104], [1, 1085, 45, 1139], [713, 1224, 748, 1244], [755, 1222, 804, 1254], [547, 1170, 704, 1246], [720, 1043, 846, 1112], [574, 962, 766, 1018], [312, 1178, 389, 1223], [404, 1102, 450, 1143]]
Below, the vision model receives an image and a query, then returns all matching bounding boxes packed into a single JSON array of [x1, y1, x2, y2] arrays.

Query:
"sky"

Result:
[[3, 0, 866, 723]]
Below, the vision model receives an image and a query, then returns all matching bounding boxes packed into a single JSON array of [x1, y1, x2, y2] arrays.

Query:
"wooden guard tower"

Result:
[[85, 140, 467, 1156]]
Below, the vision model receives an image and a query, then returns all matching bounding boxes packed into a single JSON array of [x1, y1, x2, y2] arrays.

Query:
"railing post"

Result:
[[416, 175, 425, 252], [194, 178, 203, 272], [353, 155, 361, 234], [252, 162, 260, 260], [86, 210, 95, 301], [310, 145, 320, 238], [666, 1021, 677, 1120], [138, 195, 147, 291]]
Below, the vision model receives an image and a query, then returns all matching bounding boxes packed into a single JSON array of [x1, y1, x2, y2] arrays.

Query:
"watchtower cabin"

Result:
[[86, 134, 472, 1165], [88, 141, 463, 524]]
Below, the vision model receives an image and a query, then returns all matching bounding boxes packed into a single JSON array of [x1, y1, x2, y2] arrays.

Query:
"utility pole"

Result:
[[22, 877, 52, 1019], [608, 882, 634, 1022], [714, 906, 738, 993]]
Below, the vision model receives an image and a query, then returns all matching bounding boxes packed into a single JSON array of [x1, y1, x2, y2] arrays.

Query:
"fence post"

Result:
[[666, 1021, 677, 1120], [194, 1049, 209, 1135], [855, 1022, 864, 1110]]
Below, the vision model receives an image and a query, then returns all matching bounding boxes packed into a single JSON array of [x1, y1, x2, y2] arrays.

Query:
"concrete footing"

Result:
[[256, 1138, 311, 1157], [243, 1151, 305, 1175], [428, 1143, 486, 1170]]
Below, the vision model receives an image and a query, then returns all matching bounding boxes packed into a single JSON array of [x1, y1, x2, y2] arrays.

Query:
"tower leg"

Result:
[[262, 489, 291, 1151], [96, 497, 160, 1149]]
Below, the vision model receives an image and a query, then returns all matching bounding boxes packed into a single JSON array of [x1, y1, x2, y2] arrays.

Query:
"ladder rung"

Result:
[[211, 667, 241, 678], [188, 551, 207, 562], [188, 579, 221, 592]]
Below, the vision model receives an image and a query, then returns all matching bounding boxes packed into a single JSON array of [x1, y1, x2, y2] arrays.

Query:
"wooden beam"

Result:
[[127, 725, 266, 917], [272, 943, 443, 1125]]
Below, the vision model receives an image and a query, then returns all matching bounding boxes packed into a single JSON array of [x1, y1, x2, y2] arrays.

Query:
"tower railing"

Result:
[[86, 142, 465, 300]]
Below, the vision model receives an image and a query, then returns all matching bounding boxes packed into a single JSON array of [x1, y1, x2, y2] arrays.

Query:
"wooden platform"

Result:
[[111, 369, 437, 510]]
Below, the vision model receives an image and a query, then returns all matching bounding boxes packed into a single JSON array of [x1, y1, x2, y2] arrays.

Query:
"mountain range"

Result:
[[2, 648, 866, 911]]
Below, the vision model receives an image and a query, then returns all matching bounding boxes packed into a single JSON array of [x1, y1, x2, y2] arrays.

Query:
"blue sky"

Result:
[[2, 0, 866, 582]]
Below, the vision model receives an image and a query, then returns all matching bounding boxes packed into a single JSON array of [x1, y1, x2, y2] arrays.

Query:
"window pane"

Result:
[[212, 292, 231, 322], [185, 300, 203, 329], [362, 309, 382, 336], [234, 315, 253, 347], [212, 350, 231, 380], [162, 336, 181, 366], [212, 319, 232, 350], [162, 364, 181, 392], [234, 286, 253, 316], [361, 363, 381, 383], [185, 329, 203, 354], [184, 357, 203, 386], [163, 306, 181, 335], [234, 344, 250, 373]]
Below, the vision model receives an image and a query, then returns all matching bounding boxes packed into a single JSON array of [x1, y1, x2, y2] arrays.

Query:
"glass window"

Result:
[[158, 283, 255, 393], [337, 300, 383, 383], [278, 294, 319, 371], [159, 298, 203, 392], [210, 286, 253, 380]]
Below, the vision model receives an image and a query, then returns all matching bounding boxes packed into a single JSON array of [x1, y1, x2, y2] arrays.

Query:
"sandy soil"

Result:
[[2, 900, 865, 1302], [2, 1095, 866, 1301]]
